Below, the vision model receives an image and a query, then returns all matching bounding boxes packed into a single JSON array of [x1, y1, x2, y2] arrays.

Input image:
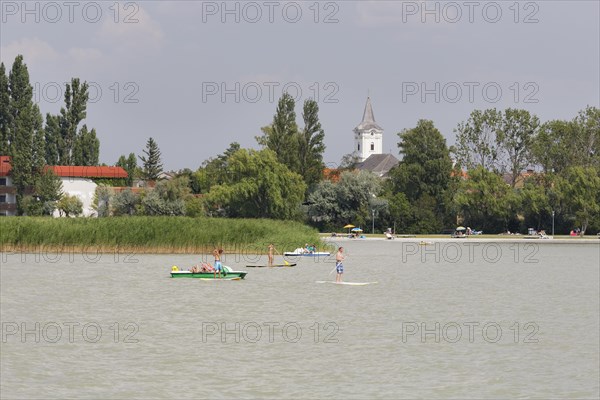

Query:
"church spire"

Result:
[[353, 96, 384, 163], [355, 97, 383, 132]]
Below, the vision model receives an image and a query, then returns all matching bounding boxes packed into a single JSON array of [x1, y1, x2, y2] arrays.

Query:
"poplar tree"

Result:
[[7, 55, 43, 213], [0, 63, 10, 156], [72, 124, 100, 166], [298, 99, 326, 191], [116, 153, 138, 186], [257, 93, 300, 173], [58, 79, 89, 165]]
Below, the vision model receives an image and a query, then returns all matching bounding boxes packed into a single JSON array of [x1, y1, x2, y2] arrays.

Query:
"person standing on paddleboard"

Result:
[[267, 244, 275, 267], [213, 248, 224, 279], [335, 247, 345, 283]]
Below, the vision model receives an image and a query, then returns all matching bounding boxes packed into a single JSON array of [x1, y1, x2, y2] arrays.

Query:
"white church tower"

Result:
[[353, 97, 383, 162]]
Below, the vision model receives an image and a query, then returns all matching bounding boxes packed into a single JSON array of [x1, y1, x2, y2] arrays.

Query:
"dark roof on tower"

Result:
[[354, 97, 383, 132]]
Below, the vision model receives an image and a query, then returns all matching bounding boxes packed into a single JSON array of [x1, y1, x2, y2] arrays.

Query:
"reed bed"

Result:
[[0, 217, 324, 254]]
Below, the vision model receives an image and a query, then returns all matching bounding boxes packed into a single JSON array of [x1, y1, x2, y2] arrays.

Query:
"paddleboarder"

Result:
[[335, 247, 345, 283], [213, 248, 224, 279], [267, 244, 275, 266]]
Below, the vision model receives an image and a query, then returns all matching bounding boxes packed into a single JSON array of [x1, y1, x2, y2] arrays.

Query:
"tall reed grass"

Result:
[[0, 217, 324, 254]]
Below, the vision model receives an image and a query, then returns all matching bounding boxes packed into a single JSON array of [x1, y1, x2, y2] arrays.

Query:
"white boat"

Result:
[[283, 248, 331, 257]]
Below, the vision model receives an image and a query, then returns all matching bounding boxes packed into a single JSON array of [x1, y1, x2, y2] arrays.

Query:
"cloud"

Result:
[[0, 37, 59, 65], [96, 5, 165, 54]]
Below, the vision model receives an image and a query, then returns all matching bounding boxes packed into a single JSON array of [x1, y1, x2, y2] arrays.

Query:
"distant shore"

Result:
[[323, 233, 600, 245]]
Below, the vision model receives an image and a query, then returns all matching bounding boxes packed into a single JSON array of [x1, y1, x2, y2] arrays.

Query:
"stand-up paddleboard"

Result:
[[199, 277, 242, 281], [246, 264, 296, 268], [315, 281, 377, 286]]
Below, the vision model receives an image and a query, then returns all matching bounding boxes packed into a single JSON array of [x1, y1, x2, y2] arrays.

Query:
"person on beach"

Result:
[[335, 247, 345, 283], [268, 244, 275, 266], [213, 248, 224, 278]]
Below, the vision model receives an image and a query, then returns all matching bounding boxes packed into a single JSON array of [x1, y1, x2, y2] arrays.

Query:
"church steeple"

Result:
[[353, 97, 384, 162], [355, 97, 383, 132]]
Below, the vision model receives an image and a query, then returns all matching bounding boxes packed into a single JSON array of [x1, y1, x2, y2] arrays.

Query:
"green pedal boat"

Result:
[[170, 265, 247, 279]]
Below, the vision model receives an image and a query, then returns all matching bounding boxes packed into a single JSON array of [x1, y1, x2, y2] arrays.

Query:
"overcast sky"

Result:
[[1, 1, 598, 171]]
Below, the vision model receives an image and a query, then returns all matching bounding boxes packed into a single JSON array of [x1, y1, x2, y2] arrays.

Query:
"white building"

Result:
[[352, 98, 399, 177], [0, 156, 17, 216], [0, 156, 128, 217], [48, 166, 128, 217], [353, 97, 384, 162]]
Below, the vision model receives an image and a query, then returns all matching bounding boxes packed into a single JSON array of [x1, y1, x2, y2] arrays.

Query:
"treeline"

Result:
[[2, 55, 598, 234], [0, 55, 100, 214], [450, 107, 600, 235], [307, 109, 599, 235], [0, 55, 161, 216]]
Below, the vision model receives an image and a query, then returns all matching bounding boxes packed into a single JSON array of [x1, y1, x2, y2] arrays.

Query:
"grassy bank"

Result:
[[0, 217, 323, 254]]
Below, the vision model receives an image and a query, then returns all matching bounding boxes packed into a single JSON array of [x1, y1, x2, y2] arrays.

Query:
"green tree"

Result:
[[7, 55, 44, 213], [185, 196, 205, 217], [93, 185, 112, 217], [306, 170, 382, 231], [112, 189, 139, 216], [58, 78, 89, 165], [44, 114, 61, 165], [573, 106, 600, 170], [141, 176, 190, 216], [298, 99, 326, 190], [454, 167, 516, 233], [453, 109, 502, 171], [57, 194, 83, 217], [196, 142, 240, 193], [518, 174, 554, 231], [257, 93, 300, 173], [116, 153, 137, 186], [387, 120, 454, 233], [139, 137, 163, 180], [72, 125, 100, 166], [556, 166, 600, 235], [0, 62, 10, 156], [531, 120, 576, 174], [497, 109, 540, 187], [392, 119, 453, 201], [339, 153, 360, 170], [206, 149, 306, 219]]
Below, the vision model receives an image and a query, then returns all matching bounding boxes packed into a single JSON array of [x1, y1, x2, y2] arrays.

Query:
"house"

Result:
[[0, 156, 17, 216], [0, 156, 127, 217], [46, 166, 128, 217]]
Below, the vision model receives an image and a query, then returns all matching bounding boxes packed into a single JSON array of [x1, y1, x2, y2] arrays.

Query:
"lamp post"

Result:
[[372, 209, 375, 234], [552, 210, 555, 236]]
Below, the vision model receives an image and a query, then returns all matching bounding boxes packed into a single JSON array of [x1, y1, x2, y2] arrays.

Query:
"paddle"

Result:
[[274, 247, 290, 266]]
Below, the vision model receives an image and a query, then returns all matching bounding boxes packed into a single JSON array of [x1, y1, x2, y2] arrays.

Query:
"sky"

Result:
[[1, 0, 599, 171]]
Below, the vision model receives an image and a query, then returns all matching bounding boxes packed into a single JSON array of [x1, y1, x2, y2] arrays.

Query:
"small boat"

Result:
[[283, 248, 331, 257], [170, 265, 247, 279], [246, 263, 297, 268]]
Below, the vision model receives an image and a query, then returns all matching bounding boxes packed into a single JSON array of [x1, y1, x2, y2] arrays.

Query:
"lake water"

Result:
[[1, 239, 599, 399]]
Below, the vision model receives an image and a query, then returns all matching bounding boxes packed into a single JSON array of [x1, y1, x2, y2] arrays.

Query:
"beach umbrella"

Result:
[[351, 227, 363, 232], [456, 226, 466, 231], [344, 224, 355, 234]]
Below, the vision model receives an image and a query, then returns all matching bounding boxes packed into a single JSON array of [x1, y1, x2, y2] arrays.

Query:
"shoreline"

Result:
[[323, 235, 600, 245], [1, 236, 597, 255]]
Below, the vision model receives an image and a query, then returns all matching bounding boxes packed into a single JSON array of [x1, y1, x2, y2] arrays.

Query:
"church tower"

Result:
[[353, 97, 383, 162]]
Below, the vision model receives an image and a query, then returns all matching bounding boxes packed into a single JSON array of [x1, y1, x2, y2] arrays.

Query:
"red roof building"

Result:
[[0, 156, 127, 178], [45, 165, 128, 179]]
